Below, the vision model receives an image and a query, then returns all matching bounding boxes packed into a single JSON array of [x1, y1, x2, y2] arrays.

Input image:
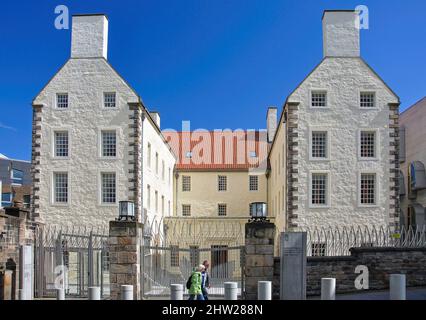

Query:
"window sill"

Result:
[[98, 203, 118, 207], [308, 205, 330, 209], [309, 158, 330, 162], [358, 158, 379, 161], [50, 203, 69, 207]]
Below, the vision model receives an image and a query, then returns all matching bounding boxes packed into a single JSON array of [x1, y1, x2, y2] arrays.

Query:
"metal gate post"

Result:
[[88, 232, 94, 288], [140, 242, 145, 298], [240, 246, 245, 299]]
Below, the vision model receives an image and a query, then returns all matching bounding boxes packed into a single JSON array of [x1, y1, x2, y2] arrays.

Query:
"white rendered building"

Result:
[[268, 10, 400, 231], [32, 14, 175, 228]]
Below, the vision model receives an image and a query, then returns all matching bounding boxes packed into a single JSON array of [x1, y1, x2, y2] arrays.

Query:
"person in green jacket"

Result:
[[188, 265, 205, 300]]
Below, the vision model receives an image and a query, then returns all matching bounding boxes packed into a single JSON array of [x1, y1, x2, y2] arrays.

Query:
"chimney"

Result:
[[71, 14, 109, 59], [322, 10, 360, 57], [150, 111, 161, 128], [266, 107, 277, 143]]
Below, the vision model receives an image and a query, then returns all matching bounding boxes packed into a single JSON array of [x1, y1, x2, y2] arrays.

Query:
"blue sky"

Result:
[[0, 0, 425, 160]]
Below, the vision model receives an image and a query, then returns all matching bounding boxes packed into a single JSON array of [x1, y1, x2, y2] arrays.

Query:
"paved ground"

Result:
[[308, 286, 426, 300]]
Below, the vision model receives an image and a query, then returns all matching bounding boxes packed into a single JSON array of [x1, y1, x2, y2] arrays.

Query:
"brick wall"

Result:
[[273, 247, 426, 297]]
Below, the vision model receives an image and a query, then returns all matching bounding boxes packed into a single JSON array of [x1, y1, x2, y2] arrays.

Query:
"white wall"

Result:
[[33, 58, 139, 228], [142, 118, 175, 228], [288, 57, 398, 229]]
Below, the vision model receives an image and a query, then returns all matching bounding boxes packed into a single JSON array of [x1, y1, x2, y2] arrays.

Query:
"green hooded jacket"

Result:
[[189, 271, 202, 295]]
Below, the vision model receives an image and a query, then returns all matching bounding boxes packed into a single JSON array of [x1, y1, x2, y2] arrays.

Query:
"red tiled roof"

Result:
[[163, 130, 268, 170]]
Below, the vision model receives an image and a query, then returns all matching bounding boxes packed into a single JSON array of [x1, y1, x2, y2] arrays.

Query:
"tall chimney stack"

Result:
[[266, 107, 277, 143], [71, 14, 109, 59], [322, 10, 360, 58]]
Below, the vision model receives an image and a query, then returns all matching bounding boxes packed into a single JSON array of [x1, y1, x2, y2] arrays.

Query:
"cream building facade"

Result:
[[32, 14, 175, 228], [399, 97, 426, 227], [162, 130, 269, 248]]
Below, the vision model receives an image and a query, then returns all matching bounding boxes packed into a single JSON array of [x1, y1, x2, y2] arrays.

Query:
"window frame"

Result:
[[182, 175, 191, 192], [310, 90, 328, 108], [358, 171, 379, 207], [309, 170, 330, 208], [218, 175, 227, 192], [358, 129, 379, 161], [99, 171, 117, 206], [53, 130, 70, 159], [182, 204, 191, 216], [1, 192, 12, 207], [99, 128, 118, 159], [10, 168, 24, 186], [249, 175, 259, 191], [309, 128, 330, 161], [52, 171, 69, 206], [218, 203, 227, 216], [103, 92, 117, 109], [359, 91, 377, 109], [56, 93, 69, 109]]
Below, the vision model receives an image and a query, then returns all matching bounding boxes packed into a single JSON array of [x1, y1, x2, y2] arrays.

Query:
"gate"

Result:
[[34, 225, 110, 299], [141, 245, 245, 299]]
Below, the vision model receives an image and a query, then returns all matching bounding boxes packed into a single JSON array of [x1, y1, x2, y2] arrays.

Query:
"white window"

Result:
[[11, 169, 24, 185], [182, 176, 191, 192], [360, 131, 376, 158], [56, 93, 68, 109], [155, 191, 158, 213], [102, 130, 116, 157], [311, 173, 328, 206], [155, 153, 159, 175], [360, 173, 376, 205], [54, 131, 69, 157], [182, 204, 191, 216], [360, 92, 375, 108], [104, 92, 116, 108], [249, 151, 257, 158], [147, 143, 151, 167], [147, 185, 151, 209], [162, 160, 165, 180], [249, 175, 258, 191], [311, 91, 327, 107], [218, 204, 227, 216], [101, 173, 116, 203], [218, 175, 227, 191], [311, 131, 327, 159], [54, 172, 68, 203]]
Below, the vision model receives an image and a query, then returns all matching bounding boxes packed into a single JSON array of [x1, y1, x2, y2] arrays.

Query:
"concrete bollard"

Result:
[[88, 286, 101, 300], [258, 281, 272, 300], [56, 288, 65, 300], [224, 282, 238, 300], [121, 285, 134, 300], [321, 278, 336, 300], [170, 284, 184, 300], [389, 274, 406, 300]]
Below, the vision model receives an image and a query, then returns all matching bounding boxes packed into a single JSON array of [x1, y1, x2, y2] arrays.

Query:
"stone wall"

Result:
[[273, 247, 426, 297], [0, 207, 38, 300], [244, 222, 275, 300], [108, 221, 142, 300]]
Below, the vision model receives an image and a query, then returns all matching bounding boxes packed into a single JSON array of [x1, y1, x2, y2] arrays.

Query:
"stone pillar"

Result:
[[244, 222, 275, 300], [109, 221, 142, 300]]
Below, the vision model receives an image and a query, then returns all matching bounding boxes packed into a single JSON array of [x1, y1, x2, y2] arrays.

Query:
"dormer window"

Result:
[[186, 151, 192, 158]]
